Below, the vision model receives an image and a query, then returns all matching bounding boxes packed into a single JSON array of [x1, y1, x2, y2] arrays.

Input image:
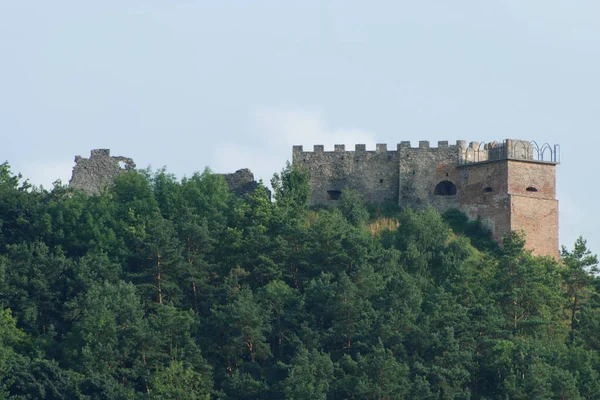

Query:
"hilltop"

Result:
[[0, 160, 598, 399]]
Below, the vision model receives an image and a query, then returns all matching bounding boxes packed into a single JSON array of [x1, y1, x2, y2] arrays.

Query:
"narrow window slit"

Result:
[[327, 190, 342, 200]]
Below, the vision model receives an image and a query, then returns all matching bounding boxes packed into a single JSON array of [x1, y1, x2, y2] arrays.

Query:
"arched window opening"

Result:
[[526, 187, 538, 192], [434, 181, 457, 196], [483, 186, 493, 193], [327, 190, 342, 200]]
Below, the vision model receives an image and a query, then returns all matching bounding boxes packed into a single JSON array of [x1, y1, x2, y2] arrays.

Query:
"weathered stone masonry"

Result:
[[293, 144, 400, 204], [69, 149, 136, 195], [69, 149, 262, 198], [293, 139, 560, 258], [221, 168, 261, 198]]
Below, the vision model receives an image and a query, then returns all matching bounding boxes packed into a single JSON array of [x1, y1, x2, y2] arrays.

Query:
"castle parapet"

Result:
[[293, 140, 464, 154], [458, 139, 560, 165], [398, 141, 411, 150]]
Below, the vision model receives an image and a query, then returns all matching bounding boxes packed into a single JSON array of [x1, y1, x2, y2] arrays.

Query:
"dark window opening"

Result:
[[379, 179, 383, 184], [434, 180, 457, 196], [412, 170, 416, 175], [445, 172, 449, 177], [327, 190, 342, 200], [483, 187, 493, 193], [526, 187, 538, 192]]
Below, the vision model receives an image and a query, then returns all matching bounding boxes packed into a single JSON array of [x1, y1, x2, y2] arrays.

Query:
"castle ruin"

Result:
[[69, 149, 136, 195], [69, 149, 261, 198], [293, 139, 560, 258]]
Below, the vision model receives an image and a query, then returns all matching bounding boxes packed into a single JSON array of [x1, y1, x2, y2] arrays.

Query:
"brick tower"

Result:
[[456, 140, 559, 257]]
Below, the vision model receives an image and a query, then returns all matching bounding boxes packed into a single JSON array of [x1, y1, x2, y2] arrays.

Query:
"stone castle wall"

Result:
[[398, 140, 464, 212], [456, 160, 511, 245], [69, 149, 135, 195], [220, 169, 261, 198], [293, 139, 559, 258], [506, 161, 559, 258], [292, 144, 399, 205]]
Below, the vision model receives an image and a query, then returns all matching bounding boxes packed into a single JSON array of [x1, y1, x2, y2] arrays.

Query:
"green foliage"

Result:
[[494, 232, 565, 337], [334, 341, 410, 399], [282, 347, 333, 400], [151, 360, 212, 400], [561, 236, 599, 344], [0, 163, 598, 398], [271, 162, 310, 216], [0, 308, 26, 395], [442, 208, 500, 253], [338, 189, 369, 227]]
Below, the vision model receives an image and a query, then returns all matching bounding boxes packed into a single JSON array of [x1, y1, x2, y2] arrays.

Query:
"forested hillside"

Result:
[[0, 161, 599, 399]]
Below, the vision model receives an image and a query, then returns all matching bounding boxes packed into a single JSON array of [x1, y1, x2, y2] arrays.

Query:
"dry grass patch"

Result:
[[368, 217, 400, 237]]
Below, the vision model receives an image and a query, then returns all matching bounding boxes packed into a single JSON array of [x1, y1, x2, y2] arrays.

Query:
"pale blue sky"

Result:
[[2, 1, 599, 254]]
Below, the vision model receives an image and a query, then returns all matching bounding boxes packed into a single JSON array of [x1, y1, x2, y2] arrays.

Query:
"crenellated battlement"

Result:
[[293, 140, 467, 154], [294, 139, 560, 166]]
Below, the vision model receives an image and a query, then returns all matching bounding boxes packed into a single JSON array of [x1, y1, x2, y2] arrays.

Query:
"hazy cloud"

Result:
[[11, 161, 73, 190], [212, 107, 377, 184], [558, 189, 588, 251]]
